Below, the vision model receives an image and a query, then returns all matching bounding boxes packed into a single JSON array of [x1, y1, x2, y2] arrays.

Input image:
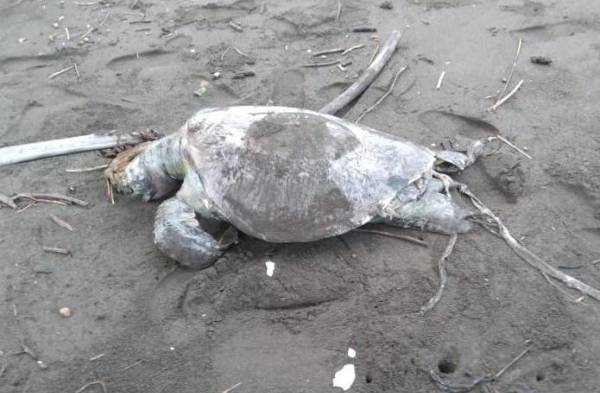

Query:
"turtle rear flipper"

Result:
[[154, 197, 234, 269], [379, 191, 472, 234]]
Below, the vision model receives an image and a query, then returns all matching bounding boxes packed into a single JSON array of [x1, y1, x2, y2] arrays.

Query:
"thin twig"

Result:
[[312, 47, 345, 57], [320, 30, 401, 115], [591, 259, 600, 265], [65, 164, 108, 173], [435, 70, 446, 90], [354, 228, 428, 247], [336, 0, 342, 21], [302, 60, 340, 68], [49, 214, 74, 231], [489, 79, 524, 111], [341, 43, 365, 56], [89, 353, 105, 361], [494, 347, 531, 379], [493, 134, 532, 159], [80, 27, 96, 41], [355, 65, 408, 123], [368, 40, 380, 65], [16, 193, 88, 207], [420, 234, 458, 315], [73, 63, 80, 79], [220, 46, 251, 61], [495, 38, 522, 103], [122, 359, 143, 371], [75, 380, 108, 393], [221, 382, 242, 393], [48, 65, 75, 80]]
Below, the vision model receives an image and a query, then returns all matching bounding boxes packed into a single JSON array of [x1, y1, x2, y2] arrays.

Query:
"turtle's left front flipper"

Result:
[[153, 197, 235, 269]]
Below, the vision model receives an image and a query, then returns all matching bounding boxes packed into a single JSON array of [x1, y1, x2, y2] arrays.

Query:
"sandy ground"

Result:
[[2, 0, 600, 392]]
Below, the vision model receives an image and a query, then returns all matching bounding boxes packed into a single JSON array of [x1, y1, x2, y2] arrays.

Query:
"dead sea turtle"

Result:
[[106, 106, 484, 269]]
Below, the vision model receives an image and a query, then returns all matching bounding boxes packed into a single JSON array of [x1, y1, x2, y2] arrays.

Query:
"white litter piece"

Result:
[[333, 364, 356, 391], [265, 260, 275, 277], [347, 348, 356, 358]]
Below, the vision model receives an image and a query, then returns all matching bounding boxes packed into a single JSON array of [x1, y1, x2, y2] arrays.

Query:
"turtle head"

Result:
[[104, 141, 182, 201]]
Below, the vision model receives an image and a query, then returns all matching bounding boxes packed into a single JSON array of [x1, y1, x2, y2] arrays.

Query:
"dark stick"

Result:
[[16, 193, 89, 207], [319, 30, 401, 115], [354, 228, 428, 247]]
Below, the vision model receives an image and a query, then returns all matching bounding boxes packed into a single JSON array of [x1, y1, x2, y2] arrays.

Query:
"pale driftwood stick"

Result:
[[354, 228, 428, 247], [336, 0, 342, 21], [456, 181, 600, 301], [489, 79, 524, 111], [435, 70, 446, 90], [420, 234, 457, 315], [221, 382, 242, 393], [0, 133, 143, 167], [355, 65, 408, 123], [49, 214, 74, 231], [75, 380, 107, 393], [319, 30, 401, 115], [65, 164, 108, 173], [48, 65, 75, 80], [495, 38, 522, 103], [43, 246, 71, 255]]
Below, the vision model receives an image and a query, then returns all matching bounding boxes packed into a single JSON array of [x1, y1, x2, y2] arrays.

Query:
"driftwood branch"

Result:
[[0, 134, 143, 167], [319, 30, 402, 115], [454, 181, 600, 301], [420, 234, 457, 315]]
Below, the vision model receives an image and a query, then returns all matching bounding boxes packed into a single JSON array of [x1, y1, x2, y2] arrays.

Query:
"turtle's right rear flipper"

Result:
[[379, 191, 473, 234]]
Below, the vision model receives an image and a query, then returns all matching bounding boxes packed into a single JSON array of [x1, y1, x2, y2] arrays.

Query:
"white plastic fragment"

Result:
[[265, 260, 275, 277], [347, 348, 356, 358], [333, 364, 356, 391]]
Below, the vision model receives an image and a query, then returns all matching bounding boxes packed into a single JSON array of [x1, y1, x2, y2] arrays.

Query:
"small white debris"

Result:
[[347, 348, 356, 358], [265, 260, 275, 277], [37, 360, 48, 369], [18, 37, 27, 43], [307, 49, 312, 53], [169, 346, 175, 351], [333, 364, 356, 391], [52, 22, 59, 29], [59, 307, 72, 317]]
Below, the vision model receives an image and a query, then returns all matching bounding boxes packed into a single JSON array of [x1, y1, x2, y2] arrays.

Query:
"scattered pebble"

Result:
[[37, 360, 49, 369], [347, 348, 356, 358], [59, 307, 72, 317], [18, 37, 27, 43], [379, 1, 393, 9], [333, 364, 356, 391], [530, 56, 552, 65], [265, 260, 275, 277], [169, 346, 175, 351]]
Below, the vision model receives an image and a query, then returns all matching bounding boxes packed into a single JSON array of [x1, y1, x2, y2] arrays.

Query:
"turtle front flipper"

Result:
[[153, 197, 236, 269]]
